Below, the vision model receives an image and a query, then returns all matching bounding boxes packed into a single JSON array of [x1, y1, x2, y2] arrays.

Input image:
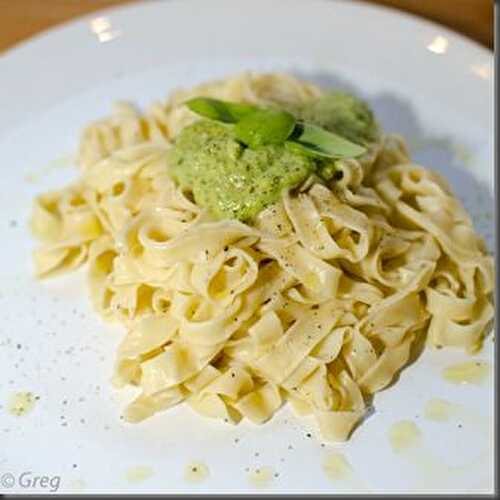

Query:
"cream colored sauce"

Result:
[[184, 462, 209, 483], [442, 360, 490, 385], [7, 391, 36, 416], [322, 452, 353, 481], [389, 420, 422, 453], [247, 466, 274, 488], [125, 465, 154, 483]]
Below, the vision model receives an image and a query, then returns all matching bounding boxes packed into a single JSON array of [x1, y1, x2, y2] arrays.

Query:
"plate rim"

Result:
[[0, 0, 493, 60]]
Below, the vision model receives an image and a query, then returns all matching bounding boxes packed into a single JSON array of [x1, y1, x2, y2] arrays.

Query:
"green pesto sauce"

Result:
[[168, 92, 378, 221], [296, 91, 379, 145], [169, 120, 316, 221]]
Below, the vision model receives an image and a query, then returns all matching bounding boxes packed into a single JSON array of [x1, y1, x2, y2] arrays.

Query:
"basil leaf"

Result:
[[185, 98, 367, 158], [288, 122, 367, 159], [185, 97, 258, 123], [234, 109, 296, 149]]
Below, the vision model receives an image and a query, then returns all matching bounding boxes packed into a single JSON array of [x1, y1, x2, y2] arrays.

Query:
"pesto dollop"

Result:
[[296, 92, 379, 145], [168, 91, 378, 221], [169, 120, 316, 221]]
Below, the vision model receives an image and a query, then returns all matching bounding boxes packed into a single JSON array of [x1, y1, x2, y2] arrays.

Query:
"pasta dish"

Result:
[[31, 73, 494, 441]]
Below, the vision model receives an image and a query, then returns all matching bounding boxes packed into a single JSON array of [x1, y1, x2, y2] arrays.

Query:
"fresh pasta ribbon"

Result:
[[31, 72, 494, 442]]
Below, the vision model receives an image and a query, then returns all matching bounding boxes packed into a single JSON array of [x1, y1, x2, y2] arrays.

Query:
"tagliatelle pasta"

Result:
[[31, 72, 494, 441]]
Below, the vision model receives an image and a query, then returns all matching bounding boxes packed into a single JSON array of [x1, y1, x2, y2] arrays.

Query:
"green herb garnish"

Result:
[[234, 109, 296, 148], [185, 97, 257, 123], [184, 97, 366, 160], [287, 122, 366, 159]]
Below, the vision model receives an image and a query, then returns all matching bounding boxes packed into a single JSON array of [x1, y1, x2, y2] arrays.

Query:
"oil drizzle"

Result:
[[388, 418, 492, 491], [389, 420, 422, 453], [7, 391, 37, 416], [424, 398, 490, 440], [424, 399, 456, 422], [322, 452, 372, 491], [184, 462, 209, 483], [323, 452, 353, 481], [442, 360, 490, 385], [125, 465, 154, 483], [247, 466, 274, 488]]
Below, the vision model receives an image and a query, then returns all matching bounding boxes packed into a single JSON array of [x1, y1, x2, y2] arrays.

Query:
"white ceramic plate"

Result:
[[0, 0, 494, 494]]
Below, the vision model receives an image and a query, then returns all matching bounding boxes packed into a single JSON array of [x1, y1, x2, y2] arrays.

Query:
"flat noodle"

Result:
[[31, 72, 494, 441]]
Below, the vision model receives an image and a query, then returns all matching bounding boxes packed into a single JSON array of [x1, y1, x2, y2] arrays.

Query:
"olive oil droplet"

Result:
[[323, 452, 353, 481], [247, 466, 274, 488], [7, 392, 36, 416], [184, 462, 209, 483], [442, 361, 490, 385], [125, 465, 154, 483], [389, 420, 422, 453]]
